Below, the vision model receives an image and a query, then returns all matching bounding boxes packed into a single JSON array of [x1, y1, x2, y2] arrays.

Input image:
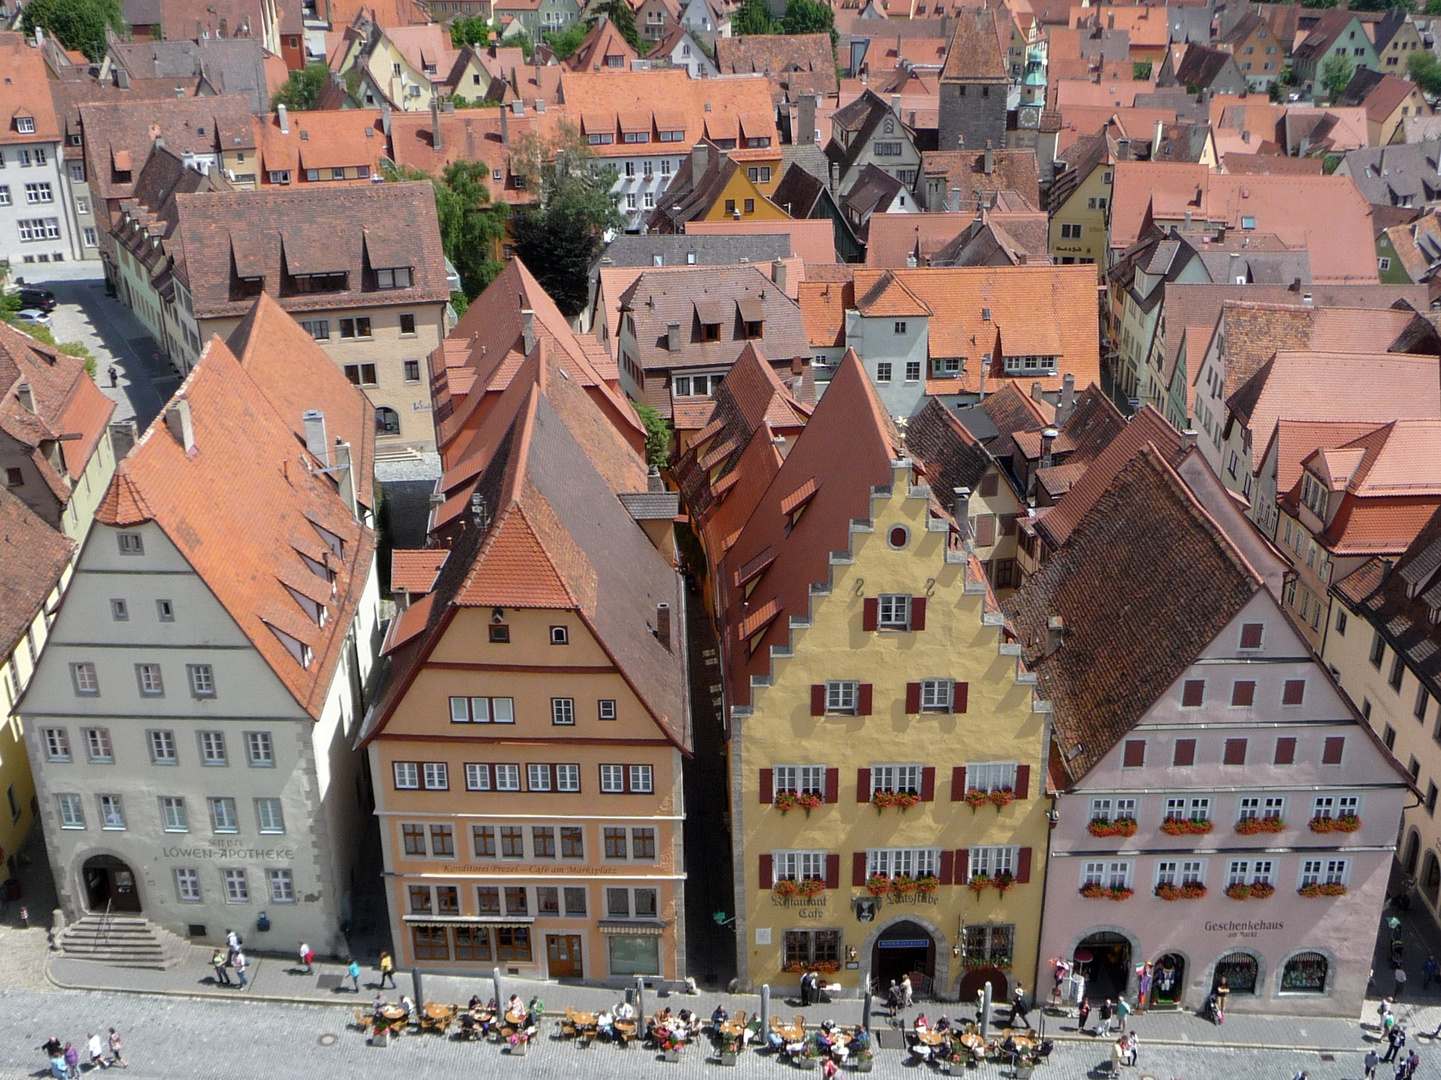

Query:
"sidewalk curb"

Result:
[[41, 960, 1377, 1055]]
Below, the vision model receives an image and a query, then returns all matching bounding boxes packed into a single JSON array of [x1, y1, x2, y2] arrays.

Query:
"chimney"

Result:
[[521, 309, 536, 353], [691, 141, 709, 178], [381, 99, 392, 137], [500, 100, 509, 146], [16, 383, 33, 412], [115, 66, 130, 89], [334, 441, 358, 519], [303, 409, 330, 467], [1154, 117, 1164, 155], [771, 258, 787, 295], [984, 141, 993, 175], [647, 465, 664, 492], [1117, 137, 1130, 160], [1180, 429, 1198, 452], [1031, 381, 1045, 403], [164, 399, 195, 452], [948, 186, 961, 212], [1056, 373, 1076, 426], [798, 93, 817, 146], [274, 104, 289, 136], [890, 93, 901, 114], [952, 486, 971, 535], [655, 602, 671, 651], [431, 97, 443, 150], [174, 84, 185, 97], [666, 320, 682, 351], [1040, 426, 1058, 468], [829, 160, 839, 195], [1046, 615, 1064, 656]]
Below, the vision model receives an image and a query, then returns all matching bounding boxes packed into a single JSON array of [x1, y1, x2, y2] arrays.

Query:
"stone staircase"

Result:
[[58, 914, 190, 969]]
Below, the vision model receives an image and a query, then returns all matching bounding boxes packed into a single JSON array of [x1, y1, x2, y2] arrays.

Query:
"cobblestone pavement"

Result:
[[0, 984, 1431, 1080]]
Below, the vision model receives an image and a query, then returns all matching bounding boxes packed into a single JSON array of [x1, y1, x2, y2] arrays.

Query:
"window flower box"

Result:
[[1224, 881, 1275, 901], [891, 874, 919, 895], [993, 871, 1015, 894], [812, 959, 840, 974], [866, 874, 893, 896], [1080, 883, 1134, 901], [774, 790, 824, 815], [916, 874, 940, 895], [1088, 817, 1138, 838], [1160, 818, 1213, 836], [964, 787, 989, 809], [1235, 817, 1287, 835], [773, 878, 825, 899], [967, 873, 993, 896], [1308, 814, 1361, 834], [1298, 882, 1347, 898], [1154, 882, 1207, 901], [988, 786, 1015, 808], [873, 790, 921, 811]]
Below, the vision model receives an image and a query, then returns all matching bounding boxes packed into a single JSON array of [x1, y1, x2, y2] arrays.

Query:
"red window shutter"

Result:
[[858, 683, 873, 715], [954, 681, 968, 713], [811, 685, 826, 716], [980, 472, 998, 497], [1016, 847, 1032, 884], [1322, 735, 1345, 765], [976, 514, 997, 546], [853, 852, 868, 886], [824, 767, 839, 804], [857, 768, 871, 802], [1232, 680, 1256, 707], [1014, 764, 1030, 800], [920, 766, 936, 801], [1240, 622, 1264, 649], [1282, 679, 1305, 706], [938, 849, 954, 885], [951, 766, 968, 801], [825, 853, 840, 890], [955, 848, 969, 883], [862, 597, 878, 631], [1173, 738, 1196, 767], [759, 853, 773, 889], [1123, 739, 1146, 767], [1182, 679, 1204, 707], [759, 768, 773, 804], [1274, 736, 1297, 765], [1224, 738, 1248, 766], [911, 596, 927, 631], [999, 513, 1017, 536], [905, 682, 922, 714]]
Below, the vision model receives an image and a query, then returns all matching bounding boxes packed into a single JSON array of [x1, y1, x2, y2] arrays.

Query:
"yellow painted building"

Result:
[[1047, 155, 1112, 274], [716, 353, 1050, 1000]]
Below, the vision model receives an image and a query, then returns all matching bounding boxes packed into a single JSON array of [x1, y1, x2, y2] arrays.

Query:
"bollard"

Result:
[[760, 983, 770, 1032], [413, 970, 424, 1009], [861, 989, 873, 1033], [979, 981, 993, 1041], [637, 976, 646, 1023], [493, 967, 503, 1013]]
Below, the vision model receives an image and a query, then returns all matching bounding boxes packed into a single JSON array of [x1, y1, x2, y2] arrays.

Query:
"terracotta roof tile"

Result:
[[0, 487, 74, 657], [799, 278, 851, 349], [0, 33, 61, 147], [683, 218, 837, 265], [906, 396, 998, 496], [715, 33, 838, 100], [940, 9, 1007, 81], [919, 148, 1041, 212], [256, 109, 388, 177]]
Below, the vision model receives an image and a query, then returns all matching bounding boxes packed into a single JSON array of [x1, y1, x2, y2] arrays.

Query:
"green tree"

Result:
[[1319, 51, 1354, 100], [731, 0, 777, 35], [586, 0, 643, 51], [509, 123, 624, 317], [20, 0, 124, 62], [543, 21, 589, 59], [1132, 60, 1152, 80], [274, 62, 330, 111], [1428, 0, 1441, 16], [780, 0, 835, 45], [385, 161, 507, 299], [634, 404, 672, 465], [450, 15, 493, 46], [1268, 78, 1285, 102], [1411, 51, 1441, 97]]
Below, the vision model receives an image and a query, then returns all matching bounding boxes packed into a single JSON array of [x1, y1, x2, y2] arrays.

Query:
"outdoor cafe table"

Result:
[[424, 1003, 453, 1020], [779, 1026, 805, 1043], [719, 1022, 747, 1039], [917, 1032, 945, 1047], [506, 1009, 527, 1026], [958, 1034, 986, 1053]]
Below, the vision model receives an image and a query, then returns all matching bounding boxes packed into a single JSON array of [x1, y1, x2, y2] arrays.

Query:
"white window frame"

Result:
[[773, 849, 828, 881], [921, 679, 953, 711], [557, 764, 580, 792], [867, 847, 939, 878], [44, 728, 70, 762], [223, 868, 249, 903], [267, 868, 295, 902], [99, 794, 125, 830], [245, 731, 273, 767], [199, 731, 226, 766], [423, 762, 449, 790], [256, 798, 284, 834], [528, 764, 552, 792], [494, 764, 521, 791], [969, 845, 1017, 880], [871, 764, 922, 796], [136, 663, 164, 696], [1081, 860, 1133, 889], [57, 793, 84, 828], [84, 727, 113, 763], [877, 593, 911, 629], [149, 729, 177, 764], [465, 763, 491, 791], [210, 797, 238, 834], [450, 695, 515, 723], [175, 868, 201, 902], [393, 761, 419, 789], [966, 761, 1018, 792], [629, 765, 653, 793], [161, 796, 188, 832], [825, 680, 858, 713], [552, 697, 575, 725], [189, 664, 216, 698], [774, 765, 827, 794], [1088, 796, 1138, 821], [1299, 857, 1349, 888]]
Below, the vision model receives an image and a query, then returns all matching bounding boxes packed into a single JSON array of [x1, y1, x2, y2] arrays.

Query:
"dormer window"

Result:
[[701, 321, 721, 342], [744, 320, 763, 339], [16, 116, 35, 135], [312, 521, 344, 559], [290, 272, 347, 293], [376, 266, 413, 289], [1301, 472, 1328, 517], [236, 275, 263, 298]]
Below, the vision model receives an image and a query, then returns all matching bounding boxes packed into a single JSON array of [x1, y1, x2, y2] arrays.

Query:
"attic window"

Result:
[[291, 272, 348, 293], [16, 116, 35, 134], [1002, 354, 1057, 374], [269, 624, 314, 669], [1301, 472, 1328, 517], [701, 321, 721, 342], [312, 521, 344, 559], [236, 275, 263, 298], [376, 266, 413, 289], [1241, 215, 1256, 229]]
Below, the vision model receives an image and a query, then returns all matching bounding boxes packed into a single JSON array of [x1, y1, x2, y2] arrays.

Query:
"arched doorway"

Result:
[[958, 966, 1009, 1004], [872, 920, 935, 996], [1404, 830, 1422, 877], [1424, 851, 1441, 907], [1151, 953, 1185, 1007], [1075, 932, 1131, 1001], [82, 855, 141, 913]]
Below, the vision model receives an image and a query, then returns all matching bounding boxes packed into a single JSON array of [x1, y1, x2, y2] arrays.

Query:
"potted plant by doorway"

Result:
[[719, 1027, 741, 1066]]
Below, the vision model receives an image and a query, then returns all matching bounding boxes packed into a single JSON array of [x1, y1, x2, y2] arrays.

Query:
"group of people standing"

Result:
[[40, 1031, 126, 1077], [209, 930, 248, 989]]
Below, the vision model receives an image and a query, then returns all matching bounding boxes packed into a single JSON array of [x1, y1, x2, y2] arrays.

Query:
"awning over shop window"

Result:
[[598, 921, 667, 936]]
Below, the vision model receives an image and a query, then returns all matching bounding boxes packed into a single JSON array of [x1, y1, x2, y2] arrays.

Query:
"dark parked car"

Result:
[[17, 288, 56, 312]]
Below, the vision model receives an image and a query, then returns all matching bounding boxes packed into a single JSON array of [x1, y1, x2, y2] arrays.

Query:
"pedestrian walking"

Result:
[[107, 366, 117, 388], [1406, 1049, 1421, 1079], [1108, 1038, 1123, 1078], [1384, 1025, 1407, 1064], [1137, 964, 1153, 1013], [41, 1037, 62, 1060], [1116, 997, 1131, 1032], [233, 949, 248, 989], [348, 957, 362, 993], [211, 948, 231, 986], [225, 929, 241, 958], [1009, 987, 1031, 1028], [886, 980, 902, 1025], [107, 1028, 127, 1068], [63, 1041, 79, 1080], [1367, 1048, 1381, 1079], [298, 941, 314, 974], [1122, 1032, 1138, 1067], [1425, 955, 1440, 991], [1099, 999, 1114, 1036], [800, 968, 814, 1007], [1396, 966, 1409, 998], [1077, 996, 1092, 1035], [1214, 977, 1230, 1021], [86, 1033, 103, 1070], [901, 973, 914, 1009]]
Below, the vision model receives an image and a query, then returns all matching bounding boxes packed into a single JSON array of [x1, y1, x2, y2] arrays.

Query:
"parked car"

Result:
[[17, 288, 56, 312], [12, 309, 52, 328]]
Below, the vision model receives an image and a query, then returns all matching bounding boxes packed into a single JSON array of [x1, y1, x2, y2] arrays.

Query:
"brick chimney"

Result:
[[165, 399, 195, 452], [692, 141, 709, 178], [666, 321, 682, 351], [953, 486, 971, 536], [521, 309, 535, 353], [771, 258, 787, 295], [655, 602, 671, 651], [303, 409, 330, 467]]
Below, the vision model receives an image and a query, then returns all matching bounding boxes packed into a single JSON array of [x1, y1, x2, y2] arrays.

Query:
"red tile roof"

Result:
[[95, 312, 376, 720], [0, 487, 74, 659], [683, 218, 837, 266], [0, 33, 62, 146], [255, 108, 389, 177], [390, 548, 448, 593]]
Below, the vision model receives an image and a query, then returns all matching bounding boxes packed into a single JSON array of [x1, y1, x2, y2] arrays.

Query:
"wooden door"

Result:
[[547, 934, 583, 978]]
